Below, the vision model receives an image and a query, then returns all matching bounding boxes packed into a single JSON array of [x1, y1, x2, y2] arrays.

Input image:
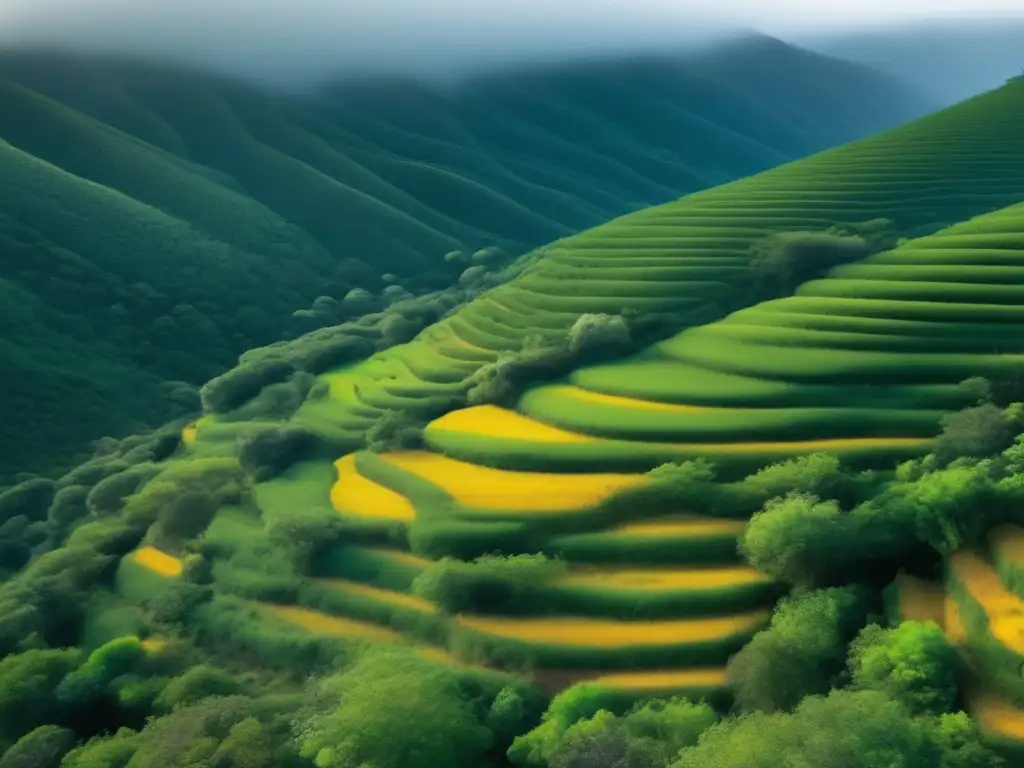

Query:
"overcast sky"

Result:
[[0, 0, 1022, 86]]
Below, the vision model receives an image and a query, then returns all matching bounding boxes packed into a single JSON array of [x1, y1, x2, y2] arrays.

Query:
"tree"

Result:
[[0, 724, 76, 768], [0, 480, 55, 524], [0, 648, 81, 743], [237, 427, 314, 481], [749, 231, 870, 291], [848, 621, 958, 715], [60, 729, 141, 768], [934, 404, 1014, 465], [567, 314, 630, 354], [671, 689, 1001, 768], [365, 411, 423, 453], [741, 454, 849, 501], [725, 586, 874, 713], [295, 648, 492, 768], [510, 695, 716, 768], [739, 493, 847, 586]]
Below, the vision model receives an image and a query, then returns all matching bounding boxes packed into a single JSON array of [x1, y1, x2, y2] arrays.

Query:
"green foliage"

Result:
[[509, 696, 717, 768], [847, 621, 958, 715], [0, 479, 54, 524], [0, 725, 76, 768], [201, 362, 298, 416], [934, 404, 1016, 465], [740, 493, 846, 586], [55, 636, 146, 709], [726, 586, 875, 713], [750, 230, 871, 291], [46, 485, 89, 531], [60, 729, 141, 768], [153, 665, 241, 713], [958, 377, 995, 406], [741, 453, 849, 501], [0, 648, 81, 743], [903, 460, 1009, 555], [365, 411, 425, 453], [295, 648, 493, 768], [85, 464, 160, 517], [566, 314, 631, 354], [412, 554, 566, 614], [237, 427, 314, 482], [671, 689, 1003, 768]]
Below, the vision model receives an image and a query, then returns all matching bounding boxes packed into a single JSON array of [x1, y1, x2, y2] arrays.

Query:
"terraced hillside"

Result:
[[425, 202, 1024, 474], [0, 36, 930, 483], [254, 78, 1024, 452], [172, 201, 1024, 707], [885, 528, 1024, 756]]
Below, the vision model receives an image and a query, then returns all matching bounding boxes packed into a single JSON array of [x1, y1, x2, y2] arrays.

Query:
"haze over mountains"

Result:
[[803, 17, 1024, 103]]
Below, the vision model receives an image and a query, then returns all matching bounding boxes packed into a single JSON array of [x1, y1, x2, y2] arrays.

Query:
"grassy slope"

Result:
[[286, 78, 1024, 447], [423, 203, 1024, 471], [256, 201, 1024, 707], [0, 36, 931, 482]]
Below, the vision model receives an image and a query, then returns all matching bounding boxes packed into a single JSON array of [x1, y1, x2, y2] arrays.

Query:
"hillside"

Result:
[[211, 77, 1024, 455], [0, 36, 934, 483], [5, 200, 1024, 764], [2, 71, 1024, 768]]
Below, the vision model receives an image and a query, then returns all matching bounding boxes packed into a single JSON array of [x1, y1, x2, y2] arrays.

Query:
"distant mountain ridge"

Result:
[[0, 35, 935, 482], [799, 17, 1024, 103]]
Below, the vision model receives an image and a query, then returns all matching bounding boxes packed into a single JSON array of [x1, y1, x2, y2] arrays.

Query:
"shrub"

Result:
[[741, 454, 849, 502], [847, 621, 958, 716], [933, 404, 1015, 465], [957, 376, 994, 406], [740, 493, 847, 586], [671, 689, 1001, 768], [85, 464, 160, 517], [365, 411, 424, 453], [222, 372, 314, 422], [153, 665, 241, 712], [0, 724, 77, 768], [510, 696, 717, 768], [412, 554, 565, 614], [567, 313, 631, 354], [149, 490, 219, 549], [726, 585, 875, 713], [200, 361, 297, 414], [295, 648, 493, 768], [0, 479, 55, 524], [237, 428, 314, 481], [749, 230, 870, 291]]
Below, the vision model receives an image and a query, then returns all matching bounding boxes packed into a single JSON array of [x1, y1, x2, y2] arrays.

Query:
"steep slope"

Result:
[[0, 37, 932, 482], [208, 201, 1024, 708], [254, 78, 1024, 451], [425, 202, 1024, 473]]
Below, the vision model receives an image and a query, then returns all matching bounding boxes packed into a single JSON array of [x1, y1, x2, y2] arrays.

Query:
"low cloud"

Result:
[[0, 0, 1021, 87]]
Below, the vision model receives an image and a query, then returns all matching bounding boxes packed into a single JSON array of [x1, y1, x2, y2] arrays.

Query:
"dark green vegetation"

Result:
[[0, 34, 933, 483], [5, 57, 1024, 768]]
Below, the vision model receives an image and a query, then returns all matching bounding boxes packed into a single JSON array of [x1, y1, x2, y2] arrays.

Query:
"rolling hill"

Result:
[[0, 34, 935, 483], [2, 50, 1024, 768], [227, 77, 1024, 454], [209, 201, 1024, 743]]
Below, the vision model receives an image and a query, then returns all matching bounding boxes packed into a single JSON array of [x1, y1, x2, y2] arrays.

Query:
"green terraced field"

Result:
[[0, 36, 922, 482], [419, 203, 1024, 474], [284, 79, 1024, 448]]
